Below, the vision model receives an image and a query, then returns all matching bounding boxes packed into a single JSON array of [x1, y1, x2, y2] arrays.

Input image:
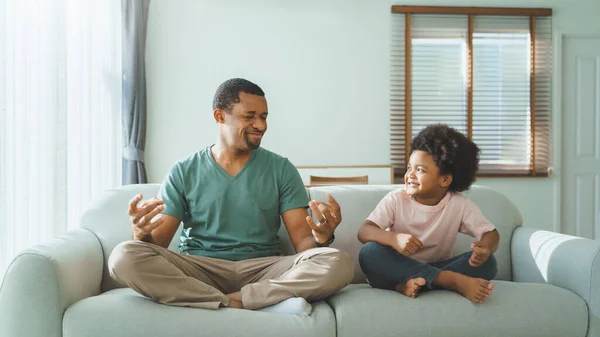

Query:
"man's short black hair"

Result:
[[410, 124, 480, 192], [212, 78, 265, 112]]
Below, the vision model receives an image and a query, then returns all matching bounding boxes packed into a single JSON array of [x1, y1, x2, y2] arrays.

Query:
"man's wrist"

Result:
[[313, 234, 335, 247], [134, 231, 152, 243]]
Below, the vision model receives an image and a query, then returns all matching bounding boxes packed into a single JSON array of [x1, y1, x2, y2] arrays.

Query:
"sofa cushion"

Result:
[[308, 185, 521, 283], [327, 282, 588, 337], [63, 288, 336, 337]]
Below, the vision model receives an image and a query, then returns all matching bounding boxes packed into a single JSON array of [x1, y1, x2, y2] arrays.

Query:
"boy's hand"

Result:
[[393, 233, 424, 256], [469, 241, 491, 267]]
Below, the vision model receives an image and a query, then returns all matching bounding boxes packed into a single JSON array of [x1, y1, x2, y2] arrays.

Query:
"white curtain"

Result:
[[0, 0, 122, 277]]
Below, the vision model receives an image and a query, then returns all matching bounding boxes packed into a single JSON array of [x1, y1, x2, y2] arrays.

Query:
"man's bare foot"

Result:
[[453, 274, 494, 303], [395, 277, 426, 298], [226, 292, 244, 309]]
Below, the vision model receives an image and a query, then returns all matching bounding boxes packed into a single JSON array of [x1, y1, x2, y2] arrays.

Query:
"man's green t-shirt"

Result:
[[158, 146, 309, 261]]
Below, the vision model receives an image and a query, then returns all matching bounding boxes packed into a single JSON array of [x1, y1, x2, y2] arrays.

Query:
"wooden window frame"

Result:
[[391, 6, 553, 180], [392, 6, 552, 16]]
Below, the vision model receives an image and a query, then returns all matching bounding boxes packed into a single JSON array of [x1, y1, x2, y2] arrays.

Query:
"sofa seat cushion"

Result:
[[63, 288, 336, 337], [327, 282, 588, 337]]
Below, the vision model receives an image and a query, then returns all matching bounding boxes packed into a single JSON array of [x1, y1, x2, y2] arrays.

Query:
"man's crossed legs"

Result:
[[108, 241, 354, 314]]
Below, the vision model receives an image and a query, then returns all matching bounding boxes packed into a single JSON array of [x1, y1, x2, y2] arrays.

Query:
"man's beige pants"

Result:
[[108, 240, 354, 310]]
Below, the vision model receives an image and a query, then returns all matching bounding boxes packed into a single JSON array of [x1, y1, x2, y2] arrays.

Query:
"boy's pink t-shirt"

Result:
[[367, 188, 496, 264]]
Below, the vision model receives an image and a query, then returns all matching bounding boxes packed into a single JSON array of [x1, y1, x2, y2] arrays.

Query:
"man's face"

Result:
[[220, 92, 268, 151]]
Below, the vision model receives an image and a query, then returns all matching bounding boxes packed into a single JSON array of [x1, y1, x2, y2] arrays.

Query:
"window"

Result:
[[0, 0, 122, 276], [390, 6, 552, 180]]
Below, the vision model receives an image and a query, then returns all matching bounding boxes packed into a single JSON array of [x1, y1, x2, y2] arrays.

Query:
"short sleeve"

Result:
[[157, 162, 189, 222], [366, 192, 397, 230], [459, 198, 496, 240], [279, 159, 309, 214]]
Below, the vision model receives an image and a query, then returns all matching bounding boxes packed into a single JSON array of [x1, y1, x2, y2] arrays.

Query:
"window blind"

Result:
[[390, 7, 552, 179]]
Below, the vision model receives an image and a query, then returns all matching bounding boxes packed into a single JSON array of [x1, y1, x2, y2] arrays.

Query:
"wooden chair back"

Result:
[[309, 175, 369, 186]]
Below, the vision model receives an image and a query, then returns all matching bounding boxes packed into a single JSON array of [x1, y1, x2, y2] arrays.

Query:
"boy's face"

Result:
[[404, 150, 452, 205]]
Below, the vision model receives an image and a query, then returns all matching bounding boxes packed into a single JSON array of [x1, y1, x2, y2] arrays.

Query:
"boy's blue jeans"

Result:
[[358, 242, 497, 290]]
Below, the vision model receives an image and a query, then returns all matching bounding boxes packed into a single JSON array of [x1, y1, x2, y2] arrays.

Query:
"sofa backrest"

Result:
[[81, 183, 521, 292]]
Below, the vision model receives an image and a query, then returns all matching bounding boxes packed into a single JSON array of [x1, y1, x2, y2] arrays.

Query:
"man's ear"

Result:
[[440, 174, 453, 188], [214, 109, 225, 124]]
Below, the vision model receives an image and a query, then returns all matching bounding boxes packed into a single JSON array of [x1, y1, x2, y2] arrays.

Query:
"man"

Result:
[[108, 78, 354, 314]]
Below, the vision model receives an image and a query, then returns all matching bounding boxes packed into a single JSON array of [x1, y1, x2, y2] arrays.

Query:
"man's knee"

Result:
[[315, 248, 355, 287], [331, 249, 355, 282], [108, 240, 153, 282]]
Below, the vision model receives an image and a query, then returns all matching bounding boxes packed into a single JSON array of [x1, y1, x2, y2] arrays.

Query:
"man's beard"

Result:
[[244, 132, 261, 150]]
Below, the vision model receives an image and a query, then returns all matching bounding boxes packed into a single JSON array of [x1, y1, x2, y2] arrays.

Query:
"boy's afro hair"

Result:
[[410, 124, 480, 192]]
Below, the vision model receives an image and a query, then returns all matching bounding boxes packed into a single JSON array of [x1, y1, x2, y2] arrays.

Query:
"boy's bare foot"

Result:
[[226, 292, 244, 309], [395, 277, 426, 298], [453, 274, 494, 303]]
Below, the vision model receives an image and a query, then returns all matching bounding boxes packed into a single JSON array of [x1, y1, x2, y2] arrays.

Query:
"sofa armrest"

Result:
[[0, 229, 103, 337], [512, 226, 600, 336]]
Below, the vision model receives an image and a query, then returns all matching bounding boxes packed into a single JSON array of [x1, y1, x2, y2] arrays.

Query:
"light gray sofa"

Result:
[[1, 184, 598, 337]]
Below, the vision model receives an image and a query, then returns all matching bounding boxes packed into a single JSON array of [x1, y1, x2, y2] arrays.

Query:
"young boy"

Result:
[[357, 124, 499, 303]]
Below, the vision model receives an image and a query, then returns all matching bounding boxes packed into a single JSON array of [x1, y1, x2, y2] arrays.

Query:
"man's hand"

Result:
[[305, 194, 341, 244], [392, 233, 424, 256], [469, 241, 491, 267], [129, 193, 165, 240]]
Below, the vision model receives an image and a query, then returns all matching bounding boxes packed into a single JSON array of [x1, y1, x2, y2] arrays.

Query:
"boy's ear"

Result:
[[440, 174, 453, 188]]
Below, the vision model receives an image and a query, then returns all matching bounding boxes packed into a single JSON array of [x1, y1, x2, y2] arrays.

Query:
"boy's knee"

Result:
[[483, 254, 498, 280], [470, 254, 497, 280], [358, 241, 385, 265]]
